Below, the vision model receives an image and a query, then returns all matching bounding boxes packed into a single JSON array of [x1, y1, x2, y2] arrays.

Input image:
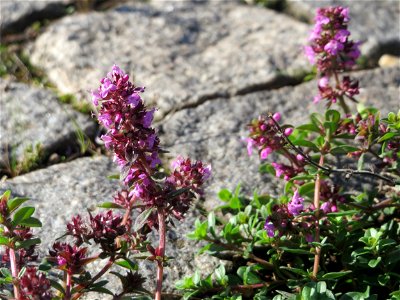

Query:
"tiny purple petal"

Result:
[[324, 40, 344, 55], [318, 76, 330, 88], [142, 109, 155, 128], [101, 134, 113, 149], [264, 219, 275, 238], [288, 189, 304, 216], [260, 147, 272, 160], [247, 138, 255, 156], [335, 29, 350, 43], [272, 112, 281, 122], [127, 93, 141, 107], [284, 128, 293, 136]]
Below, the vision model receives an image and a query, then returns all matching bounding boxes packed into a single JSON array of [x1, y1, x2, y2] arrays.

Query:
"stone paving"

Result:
[[0, 0, 399, 297]]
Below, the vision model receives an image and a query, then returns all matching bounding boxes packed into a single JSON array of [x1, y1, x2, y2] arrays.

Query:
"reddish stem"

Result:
[[65, 272, 72, 300], [312, 155, 324, 279], [9, 247, 21, 299], [155, 206, 166, 300]]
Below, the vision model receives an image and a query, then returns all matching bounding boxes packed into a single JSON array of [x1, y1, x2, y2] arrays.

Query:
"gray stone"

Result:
[[0, 79, 96, 171], [285, 0, 400, 60], [29, 1, 310, 120], [0, 0, 70, 35], [0, 155, 218, 297], [158, 66, 400, 209]]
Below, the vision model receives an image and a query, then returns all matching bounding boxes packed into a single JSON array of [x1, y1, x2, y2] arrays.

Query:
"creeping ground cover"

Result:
[[0, 5, 399, 300], [176, 6, 400, 300]]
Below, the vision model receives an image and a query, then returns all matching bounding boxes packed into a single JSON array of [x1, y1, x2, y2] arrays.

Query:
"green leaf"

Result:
[[1, 190, 11, 201], [97, 202, 124, 209], [0, 268, 12, 279], [327, 210, 358, 217], [13, 206, 35, 226], [7, 197, 29, 213], [299, 182, 315, 197], [377, 132, 397, 143], [218, 189, 232, 202], [259, 163, 276, 175], [279, 247, 313, 255], [18, 217, 42, 227], [324, 121, 338, 134], [0, 236, 10, 246], [378, 274, 390, 286], [15, 238, 41, 250], [280, 266, 308, 276], [214, 264, 226, 280], [291, 139, 319, 151], [368, 257, 381, 268], [330, 145, 360, 154], [115, 258, 137, 271], [325, 109, 341, 123], [133, 208, 155, 232], [322, 271, 352, 279], [357, 153, 365, 171], [297, 123, 321, 133]]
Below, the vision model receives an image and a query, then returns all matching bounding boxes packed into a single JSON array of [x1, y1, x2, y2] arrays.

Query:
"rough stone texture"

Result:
[[158, 66, 400, 209], [0, 0, 71, 35], [0, 155, 218, 296], [285, 0, 400, 60], [0, 79, 96, 168], [29, 1, 310, 120]]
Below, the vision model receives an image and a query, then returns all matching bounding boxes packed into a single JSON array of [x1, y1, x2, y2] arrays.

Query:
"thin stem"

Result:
[[312, 155, 324, 280], [268, 114, 397, 186], [155, 206, 166, 300], [9, 247, 20, 300], [333, 71, 350, 115], [65, 272, 72, 300], [71, 257, 115, 300]]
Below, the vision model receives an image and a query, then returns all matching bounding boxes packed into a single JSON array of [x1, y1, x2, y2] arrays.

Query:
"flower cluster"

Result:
[[305, 6, 360, 105], [19, 267, 53, 300], [93, 66, 211, 224], [165, 156, 212, 220], [264, 190, 305, 238], [49, 242, 89, 274], [92, 65, 160, 186], [66, 211, 126, 252], [247, 113, 292, 160]]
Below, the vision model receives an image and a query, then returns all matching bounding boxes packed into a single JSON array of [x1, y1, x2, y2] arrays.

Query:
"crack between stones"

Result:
[[158, 74, 303, 123]]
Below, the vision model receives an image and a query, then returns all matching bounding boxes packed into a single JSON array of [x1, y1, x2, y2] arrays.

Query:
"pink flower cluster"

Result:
[[305, 6, 360, 105], [92, 65, 160, 186], [93, 65, 211, 225], [264, 190, 305, 238], [165, 156, 212, 220], [247, 113, 292, 160]]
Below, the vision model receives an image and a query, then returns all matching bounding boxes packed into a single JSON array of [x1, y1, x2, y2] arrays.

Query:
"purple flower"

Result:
[[288, 190, 304, 216], [127, 93, 141, 107], [335, 29, 350, 43], [306, 6, 360, 106], [260, 147, 272, 160], [246, 138, 255, 156], [284, 128, 293, 136], [324, 39, 344, 55], [264, 218, 275, 237], [142, 109, 155, 128]]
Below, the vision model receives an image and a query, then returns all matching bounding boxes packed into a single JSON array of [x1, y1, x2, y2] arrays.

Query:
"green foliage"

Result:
[[178, 177, 399, 299]]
